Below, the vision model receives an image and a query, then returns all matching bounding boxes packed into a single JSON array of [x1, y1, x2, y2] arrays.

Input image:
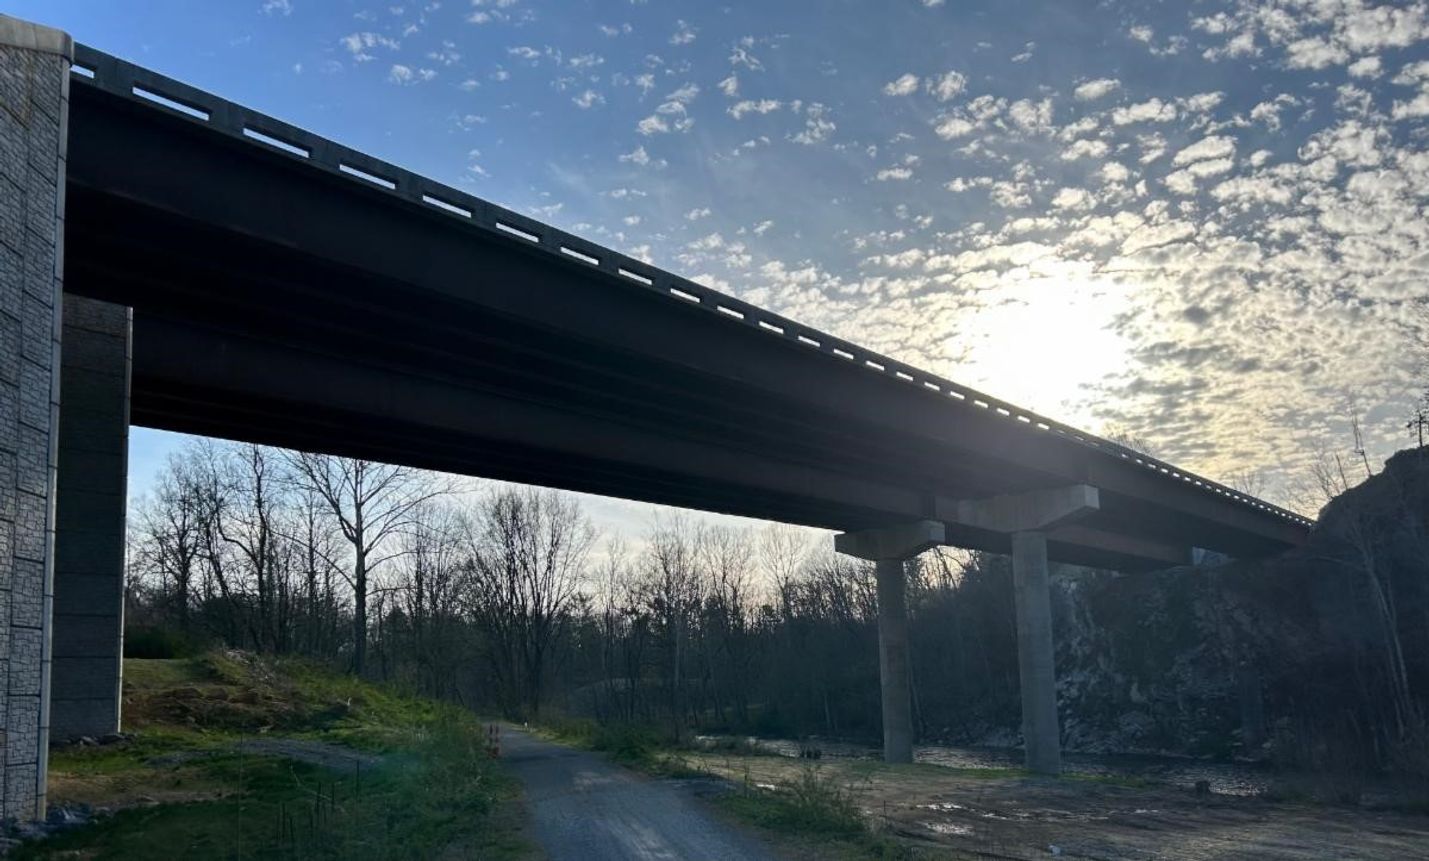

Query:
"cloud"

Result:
[[875, 167, 914, 181], [388, 64, 435, 85], [934, 116, 976, 139], [1051, 187, 1096, 210], [685, 207, 711, 221], [1164, 157, 1234, 194], [339, 32, 399, 62], [791, 103, 836, 145], [1073, 78, 1120, 101], [1172, 135, 1236, 166], [1112, 98, 1177, 125], [573, 89, 604, 109], [636, 114, 669, 135], [929, 71, 967, 101], [260, 0, 292, 15], [883, 73, 921, 96], [1061, 138, 1110, 160], [669, 19, 697, 45], [1007, 98, 1053, 133], [618, 145, 665, 168], [729, 99, 781, 119], [1348, 55, 1383, 78]]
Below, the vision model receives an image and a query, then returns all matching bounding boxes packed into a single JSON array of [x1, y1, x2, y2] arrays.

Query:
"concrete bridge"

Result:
[[0, 16, 1309, 819]]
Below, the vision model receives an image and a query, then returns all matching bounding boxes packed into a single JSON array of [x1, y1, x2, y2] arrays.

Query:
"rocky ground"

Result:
[[686, 750, 1429, 860]]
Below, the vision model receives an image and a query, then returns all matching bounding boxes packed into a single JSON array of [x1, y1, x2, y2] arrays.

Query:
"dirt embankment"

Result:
[[688, 752, 1429, 860]]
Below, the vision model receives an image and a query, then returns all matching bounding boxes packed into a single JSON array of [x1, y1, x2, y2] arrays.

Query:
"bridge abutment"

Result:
[[836, 520, 945, 764], [0, 13, 74, 821], [52, 295, 129, 741]]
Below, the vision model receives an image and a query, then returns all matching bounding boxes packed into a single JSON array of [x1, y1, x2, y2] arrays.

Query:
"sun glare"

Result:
[[951, 273, 1131, 428]]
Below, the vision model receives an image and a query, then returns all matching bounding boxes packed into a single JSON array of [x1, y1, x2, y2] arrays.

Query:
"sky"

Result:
[[16, 0, 1429, 527]]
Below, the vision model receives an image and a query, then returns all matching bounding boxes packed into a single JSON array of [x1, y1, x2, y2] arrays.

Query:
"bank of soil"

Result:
[[687, 751, 1429, 860]]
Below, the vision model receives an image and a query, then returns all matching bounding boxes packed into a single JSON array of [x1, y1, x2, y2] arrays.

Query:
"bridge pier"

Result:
[[1011, 530, 1060, 775], [51, 296, 129, 741], [938, 485, 1100, 775], [835, 520, 945, 764], [0, 14, 74, 820]]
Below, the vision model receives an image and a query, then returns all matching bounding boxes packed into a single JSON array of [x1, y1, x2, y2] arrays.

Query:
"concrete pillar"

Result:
[[835, 520, 944, 765], [1011, 530, 1060, 775], [51, 296, 129, 741], [0, 14, 74, 821], [874, 558, 912, 764]]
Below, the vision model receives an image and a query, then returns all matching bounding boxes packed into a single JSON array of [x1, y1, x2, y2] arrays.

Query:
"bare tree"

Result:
[[758, 524, 811, 617], [394, 503, 467, 698], [463, 487, 595, 717], [214, 444, 290, 652], [639, 515, 704, 740], [130, 449, 208, 634], [285, 454, 449, 675]]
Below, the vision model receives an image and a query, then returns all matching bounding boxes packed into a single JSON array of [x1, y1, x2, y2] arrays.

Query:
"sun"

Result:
[[950, 268, 1132, 428]]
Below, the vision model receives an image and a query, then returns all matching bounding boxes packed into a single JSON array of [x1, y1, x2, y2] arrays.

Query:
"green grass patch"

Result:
[[26, 651, 535, 860], [537, 716, 664, 764], [717, 767, 918, 860]]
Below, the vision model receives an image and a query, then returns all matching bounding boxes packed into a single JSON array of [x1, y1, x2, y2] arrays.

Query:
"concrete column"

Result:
[[1011, 530, 1060, 775], [835, 520, 944, 765], [874, 558, 912, 764], [0, 14, 74, 820], [51, 296, 130, 741]]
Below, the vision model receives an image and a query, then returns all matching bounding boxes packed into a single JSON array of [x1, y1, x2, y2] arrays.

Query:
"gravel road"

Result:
[[501, 728, 780, 861]]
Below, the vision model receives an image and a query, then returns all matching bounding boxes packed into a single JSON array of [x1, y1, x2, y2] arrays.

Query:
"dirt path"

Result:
[[500, 729, 780, 861]]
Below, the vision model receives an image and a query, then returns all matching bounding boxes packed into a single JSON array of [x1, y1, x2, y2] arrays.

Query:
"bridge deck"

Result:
[[60, 45, 1310, 570]]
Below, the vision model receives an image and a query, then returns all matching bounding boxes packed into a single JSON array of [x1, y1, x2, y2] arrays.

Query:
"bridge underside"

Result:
[[61, 79, 1303, 573]]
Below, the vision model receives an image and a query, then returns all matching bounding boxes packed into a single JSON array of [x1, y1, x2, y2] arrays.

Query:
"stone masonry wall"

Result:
[[0, 20, 71, 821]]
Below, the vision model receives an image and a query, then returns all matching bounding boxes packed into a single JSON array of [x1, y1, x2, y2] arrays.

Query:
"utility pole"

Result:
[[1351, 416, 1372, 478], [1408, 407, 1427, 450]]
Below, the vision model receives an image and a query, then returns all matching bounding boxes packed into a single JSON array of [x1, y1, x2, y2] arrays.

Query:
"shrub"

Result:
[[124, 625, 201, 659]]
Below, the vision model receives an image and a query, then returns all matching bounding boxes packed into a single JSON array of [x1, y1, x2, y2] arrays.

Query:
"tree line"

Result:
[[126, 437, 1428, 770]]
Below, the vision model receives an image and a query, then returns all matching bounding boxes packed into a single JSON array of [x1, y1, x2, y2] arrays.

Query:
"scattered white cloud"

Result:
[[387, 64, 435, 85], [883, 73, 921, 96], [339, 31, 399, 62], [573, 89, 604, 109], [1348, 55, 1383, 79], [1112, 98, 1177, 125], [729, 99, 781, 119], [1051, 186, 1096, 210], [1073, 78, 1120, 101], [669, 19, 697, 45], [1172, 135, 1236, 166], [1061, 138, 1110, 160], [929, 71, 967, 101]]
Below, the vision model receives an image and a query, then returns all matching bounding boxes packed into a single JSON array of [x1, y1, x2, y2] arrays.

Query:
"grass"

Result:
[[21, 651, 535, 860], [717, 766, 941, 860]]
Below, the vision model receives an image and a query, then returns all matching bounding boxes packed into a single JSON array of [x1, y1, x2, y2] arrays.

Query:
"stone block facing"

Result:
[[51, 296, 129, 743], [0, 15, 72, 822]]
